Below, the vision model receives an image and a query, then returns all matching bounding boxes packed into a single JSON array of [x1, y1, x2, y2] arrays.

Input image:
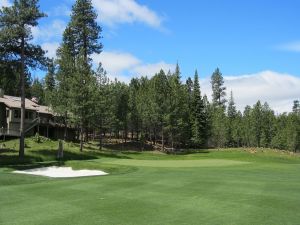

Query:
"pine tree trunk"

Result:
[[19, 36, 25, 158], [80, 123, 83, 152], [64, 111, 67, 141], [99, 119, 103, 150], [161, 126, 164, 151]]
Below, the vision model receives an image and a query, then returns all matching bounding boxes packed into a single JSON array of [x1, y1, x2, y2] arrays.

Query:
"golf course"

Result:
[[1, 138, 300, 225]]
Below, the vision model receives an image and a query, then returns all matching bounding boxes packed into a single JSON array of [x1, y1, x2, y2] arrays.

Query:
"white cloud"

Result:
[[92, 51, 175, 83], [200, 71, 300, 113], [92, 0, 163, 29], [32, 19, 66, 43], [0, 0, 10, 8], [132, 62, 175, 76], [277, 41, 300, 52], [92, 51, 141, 74], [41, 42, 60, 59]]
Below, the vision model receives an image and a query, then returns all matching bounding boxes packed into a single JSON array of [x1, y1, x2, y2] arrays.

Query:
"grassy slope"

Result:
[[1, 138, 300, 225]]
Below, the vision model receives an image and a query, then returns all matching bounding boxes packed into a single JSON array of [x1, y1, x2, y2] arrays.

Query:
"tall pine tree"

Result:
[[0, 0, 47, 157], [191, 70, 207, 147]]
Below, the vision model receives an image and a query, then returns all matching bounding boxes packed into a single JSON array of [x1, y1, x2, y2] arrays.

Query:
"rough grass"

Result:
[[1, 138, 300, 225]]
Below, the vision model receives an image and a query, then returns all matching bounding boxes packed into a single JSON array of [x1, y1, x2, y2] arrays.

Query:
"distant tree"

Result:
[[44, 59, 56, 105], [292, 100, 300, 115], [210, 106, 227, 148], [31, 78, 45, 104], [45, 59, 56, 91], [128, 78, 140, 141], [152, 70, 170, 151], [241, 106, 252, 147], [211, 68, 226, 108], [226, 91, 237, 146], [191, 70, 207, 147], [251, 101, 263, 147], [0, 0, 47, 157], [260, 102, 275, 148], [167, 64, 190, 149]]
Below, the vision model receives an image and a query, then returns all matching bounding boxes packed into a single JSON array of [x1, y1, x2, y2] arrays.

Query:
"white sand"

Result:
[[13, 166, 108, 178]]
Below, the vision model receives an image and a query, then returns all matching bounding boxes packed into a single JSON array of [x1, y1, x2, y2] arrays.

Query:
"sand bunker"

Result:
[[13, 166, 108, 178]]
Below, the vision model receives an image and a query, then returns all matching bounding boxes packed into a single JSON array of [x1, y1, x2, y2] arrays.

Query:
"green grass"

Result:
[[1, 138, 300, 225]]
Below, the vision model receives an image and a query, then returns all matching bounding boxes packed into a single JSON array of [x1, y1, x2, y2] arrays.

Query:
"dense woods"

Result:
[[1, 0, 299, 154]]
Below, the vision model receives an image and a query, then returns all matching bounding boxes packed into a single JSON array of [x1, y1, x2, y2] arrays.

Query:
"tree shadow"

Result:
[[0, 154, 44, 168], [162, 148, 210, 155], [0, 148, 15, 154], [92, 151, 132, 159], [104, 141, 154, 151], [4, 161, 66, 171]]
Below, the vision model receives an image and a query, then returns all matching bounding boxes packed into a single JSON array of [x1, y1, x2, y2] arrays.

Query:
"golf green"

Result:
[[1, 150, 300, 225]]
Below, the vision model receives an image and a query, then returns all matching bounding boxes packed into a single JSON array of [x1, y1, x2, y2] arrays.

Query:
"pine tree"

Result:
[[44, 59, 56, 105], [260, 102, 275, 148], [211, 68, 226, 108], [226, 91, 237, 146], [31, 78, 45, 104], [251, 101, 263, 147], [152, 70, 170, 151], [68, 51, 95, 151], [167, 64, 190, 149], [292, 100, 300, 115], [92, 63, 111, 149], [191, 70, 207, 147], [45, 59, 56, 91], [128, 78, 140, 141], [54, 45, 74, 140], [0, 0, 47, 157], [68, 0, 102, 60], [55, 0, 102, 150], [242, 105, 252, 147]]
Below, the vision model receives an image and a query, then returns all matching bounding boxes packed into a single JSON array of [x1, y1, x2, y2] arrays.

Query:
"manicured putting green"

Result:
[[106, 159, 250, 167]]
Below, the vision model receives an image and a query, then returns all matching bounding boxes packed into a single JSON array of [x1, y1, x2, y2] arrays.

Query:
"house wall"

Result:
[[0, 103, 6, 128], [6, 108, 37, 135], [8, 108, 37, 123]]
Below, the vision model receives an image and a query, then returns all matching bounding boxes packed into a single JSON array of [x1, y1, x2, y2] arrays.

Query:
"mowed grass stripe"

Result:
[[105, 159, 250, 167]]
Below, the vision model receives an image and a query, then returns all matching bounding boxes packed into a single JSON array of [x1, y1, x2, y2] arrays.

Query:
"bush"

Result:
[[33, 133, 50, 143], [33, 133, 41, 143]]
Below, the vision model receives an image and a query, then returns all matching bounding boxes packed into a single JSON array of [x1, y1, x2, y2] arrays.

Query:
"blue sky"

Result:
[[1, 0, 300, 112]]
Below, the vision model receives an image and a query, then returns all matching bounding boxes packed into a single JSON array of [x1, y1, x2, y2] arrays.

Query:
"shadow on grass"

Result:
[[91, 151, 132, 159], [176, 149, 210, 155], [0, 154, 44, 168], [0, 147, 97, 168], [34, 149, 97, 161], [104, 141, 153, 151], [4, 161, 66, 170], [0, 148, 15, 154]]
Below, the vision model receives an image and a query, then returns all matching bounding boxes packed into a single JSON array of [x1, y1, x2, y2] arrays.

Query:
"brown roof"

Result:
[[0, 95, 53, 115], [36, 105, 53, 115]]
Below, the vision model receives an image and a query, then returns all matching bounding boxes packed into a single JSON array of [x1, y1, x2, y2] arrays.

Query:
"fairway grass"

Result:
[[1, 139, 300, 225]]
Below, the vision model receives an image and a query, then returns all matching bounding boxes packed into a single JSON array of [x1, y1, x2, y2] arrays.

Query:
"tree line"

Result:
[[0, 0, 299, 156]]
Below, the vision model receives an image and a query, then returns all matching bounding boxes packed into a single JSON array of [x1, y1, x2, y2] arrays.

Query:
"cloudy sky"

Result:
[[1, 0, 300, 113]]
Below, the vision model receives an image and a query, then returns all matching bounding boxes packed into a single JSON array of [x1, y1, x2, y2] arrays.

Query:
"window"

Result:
[[6, 110, 9, 118], [25, 111, 33, 120], [14, 109, 21, 118], [25, 111, 33, 119]]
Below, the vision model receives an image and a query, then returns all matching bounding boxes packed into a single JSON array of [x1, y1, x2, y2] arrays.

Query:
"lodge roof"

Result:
[[0, 95, 53, 115]]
